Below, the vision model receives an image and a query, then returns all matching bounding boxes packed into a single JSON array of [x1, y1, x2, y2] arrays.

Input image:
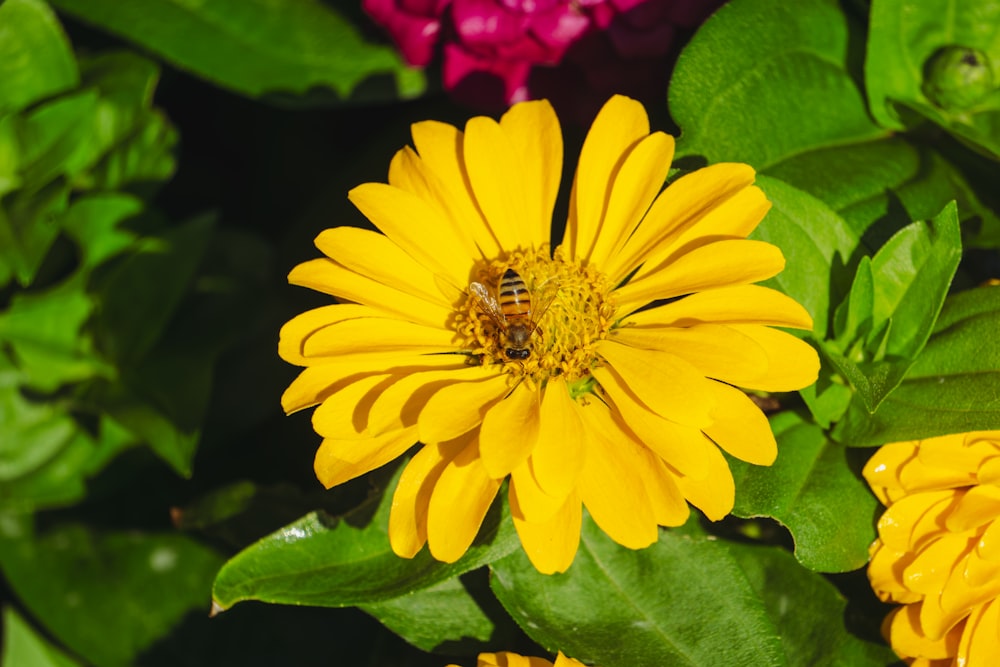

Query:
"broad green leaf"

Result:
[[1, 607, 83, 667], [359, 571, 515, 654], [0, 415, 134, 512], [763, 136, 1000, 249], [0, 181, 69, 287], [97, 390, 200, 478], [672, 0, 885, 169], [49, 0, 425, 102], [93, 214, 214, 366], [730, 411, 878, 572], [866, 0, 1000, 158], [827, 202, 962, 413], [0, 0, 78, 115], [0, 279, 109, 391], [752, 176, 860, 339], [212, 464, 520, 610], [491, 516, 782, 666], [836, 285, 1000, 445], [726, 543, 897, 666], [0, 523, 223, 667], [58, 193, 143, 270], [0, 379, 76, 482]]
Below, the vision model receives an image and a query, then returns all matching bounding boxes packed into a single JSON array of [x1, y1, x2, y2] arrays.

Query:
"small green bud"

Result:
[[921, 45, 994, 110]]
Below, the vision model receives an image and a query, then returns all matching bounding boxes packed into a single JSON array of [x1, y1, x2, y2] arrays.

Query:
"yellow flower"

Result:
[[446, 651, 589, 667], [280, 94, 819, 574], [864, 430, 1000, 666]]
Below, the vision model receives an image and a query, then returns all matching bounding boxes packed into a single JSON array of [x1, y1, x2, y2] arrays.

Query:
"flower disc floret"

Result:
[[280, 95, 819, 574]]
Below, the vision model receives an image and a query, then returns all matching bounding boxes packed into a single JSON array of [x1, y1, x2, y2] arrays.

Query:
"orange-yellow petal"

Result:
[[887, 603, 962, 660], [510, 463, 565, 523], [961, 597, 1000, 665], [623, 284, 814, 331], [426, 437, 502, 562], [724, 324, 819, 392], [576, 402, 658, 549], [312, 374, 392, 438], [672, 444, 736, 521], [313, 427, 417, 489], [417, 369, 508, 443], [512, 490, 582, 575], [595, 341, 714, 427], [568, 94, 650, 260], [479, 381, 541, 479], [702, 382, 777, 466], [530, 377, 585, 499], [389, 440, 467, 558], [614, 239, 786, 313]]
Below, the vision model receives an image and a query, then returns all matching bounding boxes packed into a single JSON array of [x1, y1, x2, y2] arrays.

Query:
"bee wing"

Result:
[[469, 282, 506, 329], [531, 279, 561, 323]]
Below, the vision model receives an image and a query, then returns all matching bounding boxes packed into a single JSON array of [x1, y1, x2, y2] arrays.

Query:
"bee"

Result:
[[469, 268, 556, 360]]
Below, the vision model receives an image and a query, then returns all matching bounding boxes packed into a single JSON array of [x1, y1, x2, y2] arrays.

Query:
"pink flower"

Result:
[[364, 0, 724, 120]]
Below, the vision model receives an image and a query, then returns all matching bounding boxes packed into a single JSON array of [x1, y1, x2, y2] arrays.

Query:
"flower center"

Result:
[[457, 245, 615, 389]]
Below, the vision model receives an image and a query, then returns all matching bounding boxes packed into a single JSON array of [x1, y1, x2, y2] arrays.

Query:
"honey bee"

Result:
[[469, 268, 556, 360]]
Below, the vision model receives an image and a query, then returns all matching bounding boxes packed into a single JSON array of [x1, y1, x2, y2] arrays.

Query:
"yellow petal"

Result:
[[418, 371, 509, 443], [303, 316, 459, 356], [946, 484, 1000, 533], [611, 323, 769, 388], [426, 437, 502, 562], [632, 184, 772, 282], [313, 427, 417, 488], [530, 377, 585, 499], [463, 115, 535, 250], [281, 351, 463, 414], [576, 401, 659, 549], [409, 119, 502, 259], [868, 541, 919, 603], [499, 100, 562, 249], [279, 303, 386, 365], [976, 517, 1000, 562], [596, 365, 713, 478], [919, 432, 1000, 474], [312, 374, 391, 438], [863, 440, 919, 505], [480, 381, 541, 479], [387, 146, 480, 260], [389, 439, 467, 558], [877, 490, 956, 552], [314, 227, 457, 306], [672, 444, 735, 521], [615, 239, 786, 314], [288, 257, 451, 328], [903, 533, 968, 596], [624, 284, 814, 330], [887, 603, 962, 660], [510, 463, 565, 523], [587, 131, 676, 267], [512, 490, 581, 574], [602, 162, 759, 282], [724, 324, 819, 392], [962, 597, 1000, 665], [568, 95, 650, 260], [595, 341, 715, 427], [963, 545, 1000, 587], [348, 181, 471, 289], [634, 447, 690, 527], [368, 366, 483, 436], [478, 653, 552, 667], [703, 382, 777, 465], [552, 653, 586, 667]]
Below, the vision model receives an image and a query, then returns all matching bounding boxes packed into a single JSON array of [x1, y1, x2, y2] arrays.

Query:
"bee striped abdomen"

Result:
[[498, 268, 531, 320]]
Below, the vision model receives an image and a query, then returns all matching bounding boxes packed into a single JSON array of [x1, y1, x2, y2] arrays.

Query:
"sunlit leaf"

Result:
[[0, 0, 78, 115], [1, 607, 83, 667]]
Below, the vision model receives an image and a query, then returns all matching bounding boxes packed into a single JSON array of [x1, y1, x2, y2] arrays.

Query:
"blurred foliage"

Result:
[[0, 0, 998, 665]]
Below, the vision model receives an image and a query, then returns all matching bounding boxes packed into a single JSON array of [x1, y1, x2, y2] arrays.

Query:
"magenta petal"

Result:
[[364, 0, 443, 66], [452, 0, 526, 45], [443, 42, 532, 105], [499, 0, 562, 15], [531, 7, 591, 51]]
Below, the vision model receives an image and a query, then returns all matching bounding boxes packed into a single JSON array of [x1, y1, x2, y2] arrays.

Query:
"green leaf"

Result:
[[866, 0, 1000, 159], [58, 193, 143, 271], [490, 516, 783, 666], [94, 214, 214, 366], [212, 464, 520, 611], [0, 279, 109, 391], [0, 0, 78, 115], [97, 390, 200, 478], [0, 415, 134, 512], [725, 543, 897, 666], [0, 378, 76, 483], [49, 0, 425, 102], [835, 285, 1000, 445], [752, 176, 860, 339], [672, 0, 885, 169], [1, 607, 83, 667], [730, 411, 879, 572], [0, 181, 69, 287], [0, 523, 223, 667], [763, 136, 1000, 249], [359, 571, 515, 654], [828, 202, 962, 412]]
